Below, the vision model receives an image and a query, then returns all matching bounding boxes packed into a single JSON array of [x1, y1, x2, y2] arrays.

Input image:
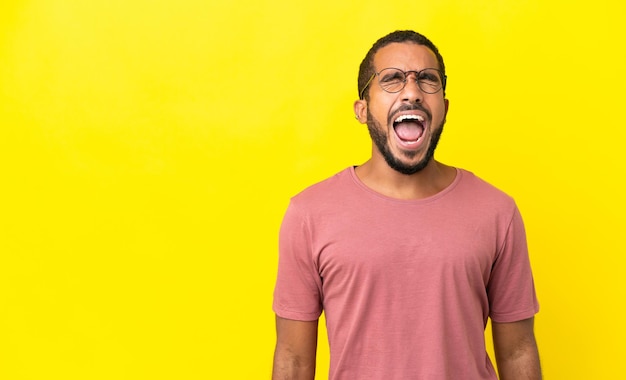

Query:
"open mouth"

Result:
[[393, 114, 425, 145]]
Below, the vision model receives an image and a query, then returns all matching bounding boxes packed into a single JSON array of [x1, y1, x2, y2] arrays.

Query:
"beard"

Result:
[[366, 108, 445, 175]]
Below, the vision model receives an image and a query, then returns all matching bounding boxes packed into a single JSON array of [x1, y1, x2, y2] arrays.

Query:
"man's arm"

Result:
[[272, 316, 318, 380], [492, 317, 541, 380]]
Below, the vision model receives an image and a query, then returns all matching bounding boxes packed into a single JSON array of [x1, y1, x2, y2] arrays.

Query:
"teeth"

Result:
[[394, 114, 424, 123]]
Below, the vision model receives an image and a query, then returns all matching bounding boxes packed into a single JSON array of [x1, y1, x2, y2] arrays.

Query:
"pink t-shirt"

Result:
[[273, 167, 539, 379]]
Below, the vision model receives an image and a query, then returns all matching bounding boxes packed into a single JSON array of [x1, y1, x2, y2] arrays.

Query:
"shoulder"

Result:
[[454, 168, 518, 213], [281, 167, 361, 226], [290, 167, 355, 206]]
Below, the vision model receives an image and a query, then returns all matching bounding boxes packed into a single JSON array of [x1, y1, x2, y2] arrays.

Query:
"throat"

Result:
[[355, 162, 457, 200]]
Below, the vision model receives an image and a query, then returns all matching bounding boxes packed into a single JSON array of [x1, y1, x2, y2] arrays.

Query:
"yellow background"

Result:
[[1, 0, 624, 378]]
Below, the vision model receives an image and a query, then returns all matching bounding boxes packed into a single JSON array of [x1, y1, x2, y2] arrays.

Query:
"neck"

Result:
[[354, 158, 456, 200]]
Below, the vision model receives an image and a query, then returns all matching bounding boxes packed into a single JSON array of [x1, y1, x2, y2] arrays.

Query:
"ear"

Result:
[[353, 99, 368, 124], [443, 98, 449, 122]]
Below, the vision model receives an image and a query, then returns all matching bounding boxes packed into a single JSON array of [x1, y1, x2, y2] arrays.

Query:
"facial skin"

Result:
[[355, 43, 449, 176]]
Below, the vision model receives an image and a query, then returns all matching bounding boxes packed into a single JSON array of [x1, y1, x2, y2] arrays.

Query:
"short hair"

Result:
[[358, 30, 446, 100]]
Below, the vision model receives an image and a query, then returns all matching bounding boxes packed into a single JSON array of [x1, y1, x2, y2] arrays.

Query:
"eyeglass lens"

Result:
[[378, 68, 443, 94]]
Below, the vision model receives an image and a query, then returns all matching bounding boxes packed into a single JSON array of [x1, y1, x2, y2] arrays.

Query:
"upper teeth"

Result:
[[394, 114, 424, 123]]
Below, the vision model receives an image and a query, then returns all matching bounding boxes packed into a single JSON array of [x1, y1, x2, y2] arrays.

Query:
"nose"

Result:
[[400, 73, 423, 103]]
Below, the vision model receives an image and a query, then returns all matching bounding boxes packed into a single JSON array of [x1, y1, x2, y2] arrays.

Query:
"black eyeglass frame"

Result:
[[358, 67, 447, 100]]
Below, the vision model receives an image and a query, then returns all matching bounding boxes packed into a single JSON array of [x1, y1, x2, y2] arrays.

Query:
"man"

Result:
[[272, 30, 541, 379]]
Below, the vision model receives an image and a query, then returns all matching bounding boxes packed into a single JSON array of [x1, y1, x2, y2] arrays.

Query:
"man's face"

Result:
[[356, 42, 449, 175]]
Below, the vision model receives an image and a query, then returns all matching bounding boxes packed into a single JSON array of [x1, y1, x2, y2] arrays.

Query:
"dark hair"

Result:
[[358, 30, 446, 100]]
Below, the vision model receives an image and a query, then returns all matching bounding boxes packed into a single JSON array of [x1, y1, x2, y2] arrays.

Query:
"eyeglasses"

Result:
[[359, 67, 447, 99]]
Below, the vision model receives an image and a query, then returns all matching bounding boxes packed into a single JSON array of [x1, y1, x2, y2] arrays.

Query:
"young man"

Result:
[[272, 30, 541, 380]]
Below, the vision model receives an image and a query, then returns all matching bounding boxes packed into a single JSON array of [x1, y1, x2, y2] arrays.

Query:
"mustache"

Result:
[[387, 104, 432, 126]]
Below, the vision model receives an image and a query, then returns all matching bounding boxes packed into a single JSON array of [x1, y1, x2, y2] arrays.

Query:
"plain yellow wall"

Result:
[[1, 0, 624, 378]]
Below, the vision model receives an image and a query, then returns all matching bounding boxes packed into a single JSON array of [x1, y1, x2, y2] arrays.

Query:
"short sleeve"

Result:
[[487, 206, 540, 323], [272, 200, 323, 321]]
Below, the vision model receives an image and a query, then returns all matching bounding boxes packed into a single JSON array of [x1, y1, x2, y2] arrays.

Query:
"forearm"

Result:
[[272, 345, 316, 380]]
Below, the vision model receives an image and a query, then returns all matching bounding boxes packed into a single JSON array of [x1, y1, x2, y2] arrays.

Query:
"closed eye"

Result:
[[380, 72, 405, 83], [418, 72, 440, 84]]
